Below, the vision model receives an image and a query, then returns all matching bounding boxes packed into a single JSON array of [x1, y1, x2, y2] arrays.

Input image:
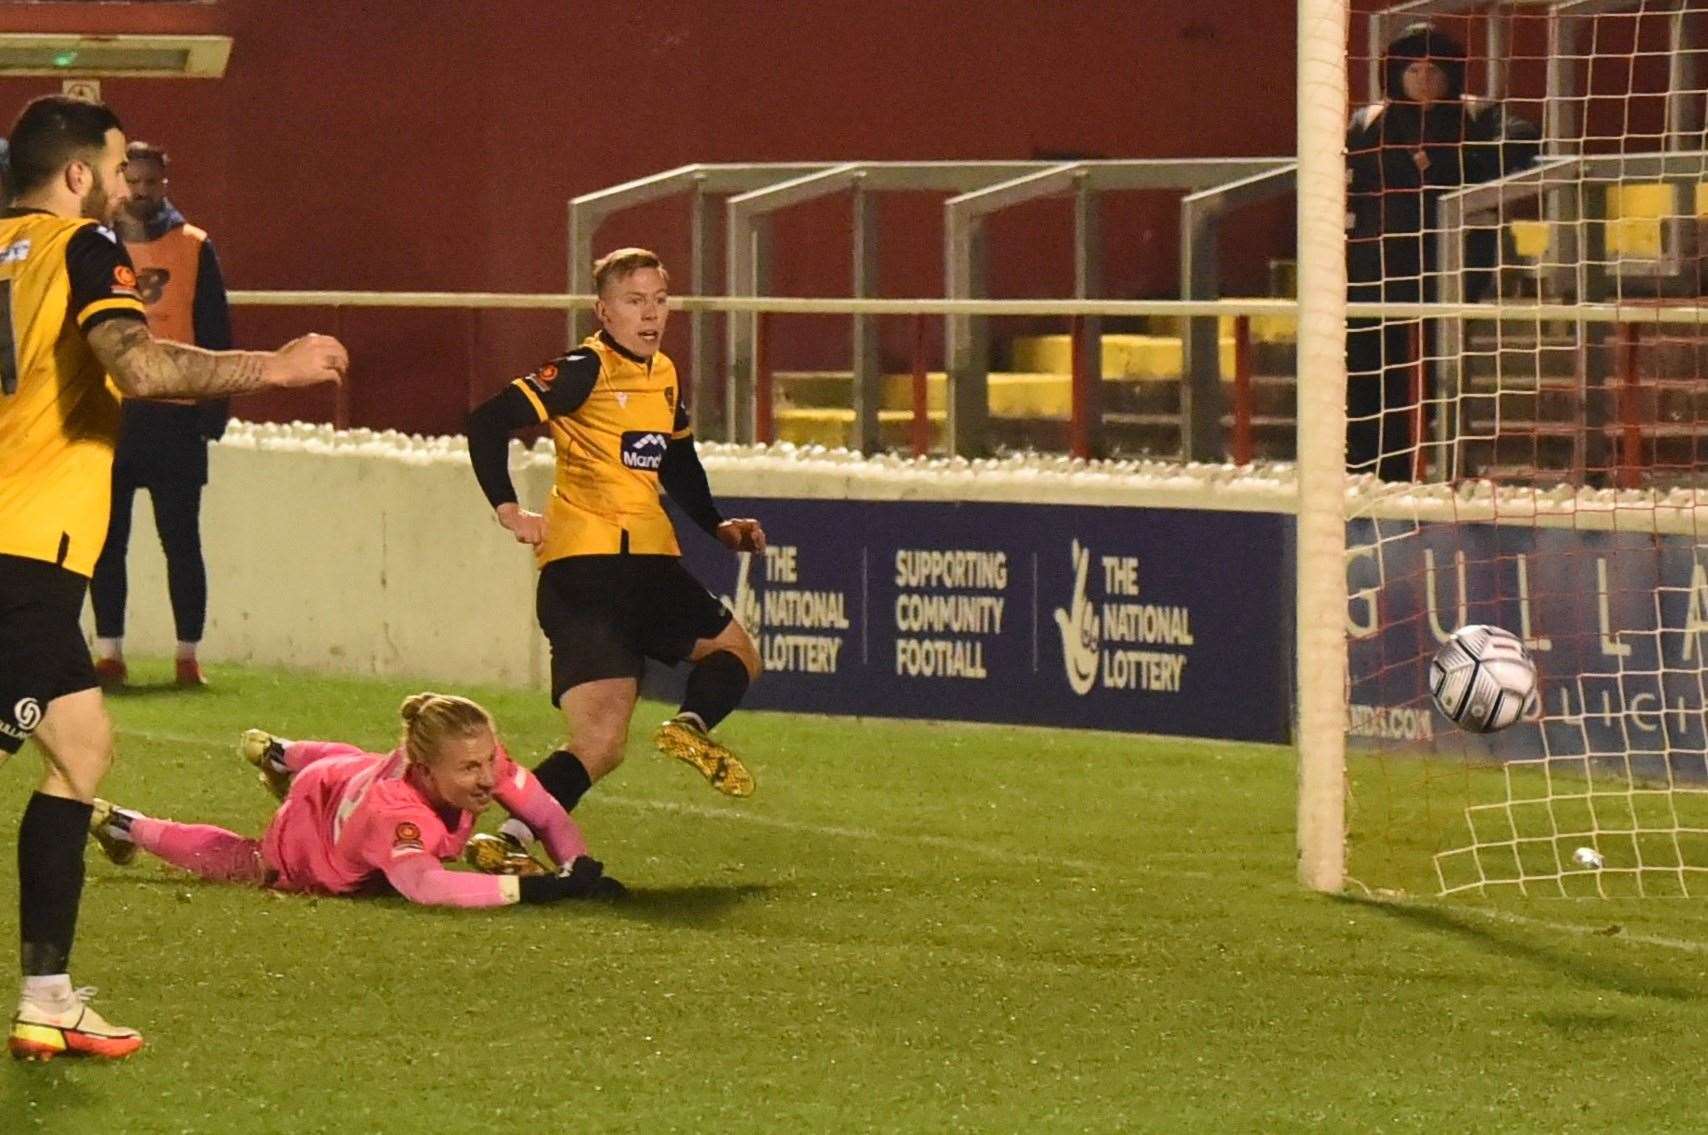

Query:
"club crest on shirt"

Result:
[[392, 821, 424, 852], [522, 362, 559, 395]]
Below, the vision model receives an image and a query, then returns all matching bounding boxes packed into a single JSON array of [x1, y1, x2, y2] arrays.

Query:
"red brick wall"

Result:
[[0, 1, 1305, 433]]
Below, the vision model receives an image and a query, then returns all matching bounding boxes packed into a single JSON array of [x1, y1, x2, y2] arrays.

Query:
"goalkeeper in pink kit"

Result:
[[83, 692, 622, 909]]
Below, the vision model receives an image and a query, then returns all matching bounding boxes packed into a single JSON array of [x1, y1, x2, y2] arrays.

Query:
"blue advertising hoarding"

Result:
[[1347, 518, 1708, 778], [662, 499, 1296, 743]]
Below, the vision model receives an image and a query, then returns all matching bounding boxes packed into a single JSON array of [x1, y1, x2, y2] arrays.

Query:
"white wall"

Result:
[[104, 426, 550, 686]]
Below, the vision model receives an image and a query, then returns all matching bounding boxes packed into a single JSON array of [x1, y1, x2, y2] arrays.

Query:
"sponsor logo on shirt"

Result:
[[0, 239, 30, 265], [620, 430, 668, 471]]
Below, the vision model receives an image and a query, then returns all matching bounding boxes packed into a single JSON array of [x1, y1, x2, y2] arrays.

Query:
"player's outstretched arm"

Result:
[[383, 852, 521, 908], [86, 319, 347, 400], [492, 756, 589, 867], [384, 850, 617, 907]]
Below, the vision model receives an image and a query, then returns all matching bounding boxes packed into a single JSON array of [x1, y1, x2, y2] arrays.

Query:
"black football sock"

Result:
[[18, 793, 92, 976], [533, 749, 594, 813], [679, 650, 751, 732]]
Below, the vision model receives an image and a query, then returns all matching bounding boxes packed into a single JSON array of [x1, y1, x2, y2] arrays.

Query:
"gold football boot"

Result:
[[653, 715, 755, 797], [463, 832, 552, 877], [238, 729, 293, 801]]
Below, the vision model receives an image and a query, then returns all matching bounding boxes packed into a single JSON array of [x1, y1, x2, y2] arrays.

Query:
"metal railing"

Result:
[[228, 289, 1708, 470], [568, 158, 1293, 457]]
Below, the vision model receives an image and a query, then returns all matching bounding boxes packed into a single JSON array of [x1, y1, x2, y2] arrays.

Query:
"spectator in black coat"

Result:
[[1346, 22, 1539, 480]]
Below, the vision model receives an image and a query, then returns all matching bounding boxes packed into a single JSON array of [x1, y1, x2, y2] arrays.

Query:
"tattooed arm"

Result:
[[85, 319, 347, 400]]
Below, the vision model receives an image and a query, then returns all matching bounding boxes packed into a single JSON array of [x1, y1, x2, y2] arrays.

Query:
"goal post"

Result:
[[1316, 1, 1708, 898], [1296, 0, 1351, 892]]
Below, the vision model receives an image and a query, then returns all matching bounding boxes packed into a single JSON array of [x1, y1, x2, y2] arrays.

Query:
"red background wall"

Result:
[[0, 2, 1385, 433]]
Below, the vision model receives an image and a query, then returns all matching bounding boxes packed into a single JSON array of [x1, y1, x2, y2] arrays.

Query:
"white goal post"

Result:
[[1295, 0, 1351, 892]]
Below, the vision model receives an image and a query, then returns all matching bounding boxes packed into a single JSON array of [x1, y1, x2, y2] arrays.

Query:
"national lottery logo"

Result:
[[725, 551, 763, 634], [1051, 539, 1193, 696], [1053, 540, 1101, 696]]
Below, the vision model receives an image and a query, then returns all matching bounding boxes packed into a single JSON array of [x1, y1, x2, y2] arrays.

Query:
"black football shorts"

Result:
[[536, 554, 734, 705], [0, 554, 97, 755]]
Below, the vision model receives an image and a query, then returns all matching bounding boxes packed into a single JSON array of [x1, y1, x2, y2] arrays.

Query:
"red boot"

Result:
[[93, 657, 127, 688]]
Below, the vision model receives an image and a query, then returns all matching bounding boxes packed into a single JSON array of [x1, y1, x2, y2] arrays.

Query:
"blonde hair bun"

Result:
[[397, 692, 494, 766], [398, 692, 442, 724]]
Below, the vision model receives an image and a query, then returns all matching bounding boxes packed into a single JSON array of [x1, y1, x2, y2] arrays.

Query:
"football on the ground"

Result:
[[1429, 624, 1538, 733]]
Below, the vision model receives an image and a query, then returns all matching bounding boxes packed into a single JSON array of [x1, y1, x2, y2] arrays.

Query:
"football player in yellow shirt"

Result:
[[0, 94, 346, 1061], [466, 248, 764, 846]]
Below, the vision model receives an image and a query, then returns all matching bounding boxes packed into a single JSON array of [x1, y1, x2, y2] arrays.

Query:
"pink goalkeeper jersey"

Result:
[[260, 746, 514, 896]]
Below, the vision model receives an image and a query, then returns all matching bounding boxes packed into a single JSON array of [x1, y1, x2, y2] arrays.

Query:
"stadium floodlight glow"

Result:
[[0, 34, 231, 78]]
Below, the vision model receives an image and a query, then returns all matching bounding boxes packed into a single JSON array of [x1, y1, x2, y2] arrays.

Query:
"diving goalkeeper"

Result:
[[86, 692, 622, 906]]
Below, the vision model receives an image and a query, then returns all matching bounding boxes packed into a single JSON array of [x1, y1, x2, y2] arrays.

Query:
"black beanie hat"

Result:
[[1384, 21, 1467, 101]]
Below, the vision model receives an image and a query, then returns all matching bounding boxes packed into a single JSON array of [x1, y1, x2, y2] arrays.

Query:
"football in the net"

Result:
[[1428, 624, 1538, 733]]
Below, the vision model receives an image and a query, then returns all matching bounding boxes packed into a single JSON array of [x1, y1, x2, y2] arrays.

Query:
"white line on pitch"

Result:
[[1453, 905, 1708, 955], [594, 794, 1116, 876]]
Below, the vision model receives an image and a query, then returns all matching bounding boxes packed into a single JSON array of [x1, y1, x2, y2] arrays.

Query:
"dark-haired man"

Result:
[[91, 140, 235, 689], [0, 94, 347, 1061], [465, 248, 764, 846]]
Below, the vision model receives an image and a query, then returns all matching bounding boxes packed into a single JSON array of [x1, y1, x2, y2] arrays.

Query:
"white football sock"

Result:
[[21, 973, 73, 1008], [95, 637, 122, 661], [499, 818, 535, 846], [175, 641, 198, 661]]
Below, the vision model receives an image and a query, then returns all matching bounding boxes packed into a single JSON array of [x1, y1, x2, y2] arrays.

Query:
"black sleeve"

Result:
[[514, 348, 599, 419], [186, 242, 233, 437], [659, 435, 724, 537], [465, 350, 600, 510], [192, 237, 233, 350], [465, 384, 537, 509], [65, 224, 146, 333]]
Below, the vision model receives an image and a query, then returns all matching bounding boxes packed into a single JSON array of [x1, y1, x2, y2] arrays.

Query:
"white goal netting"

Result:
[[1323, 1, 1708, 896]]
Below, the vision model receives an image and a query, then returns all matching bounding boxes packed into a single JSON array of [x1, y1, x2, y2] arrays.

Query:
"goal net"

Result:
[[1299, 0, 1708, 896]]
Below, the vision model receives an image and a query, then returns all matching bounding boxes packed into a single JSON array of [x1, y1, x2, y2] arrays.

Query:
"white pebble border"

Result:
[[216, 420, 1708, 530]]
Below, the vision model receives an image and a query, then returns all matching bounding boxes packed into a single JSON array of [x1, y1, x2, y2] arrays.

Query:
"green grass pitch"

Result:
[[5, 660, 1708, 1132]]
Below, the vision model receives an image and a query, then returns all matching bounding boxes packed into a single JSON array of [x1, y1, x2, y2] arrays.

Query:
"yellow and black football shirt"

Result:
[[0, 209, 147, 577], [467, 330, 729, 565]]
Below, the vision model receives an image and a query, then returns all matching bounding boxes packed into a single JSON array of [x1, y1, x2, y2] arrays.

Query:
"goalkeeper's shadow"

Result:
[[1338, 894, 1701, 1003], [603, 883, 773, 927]]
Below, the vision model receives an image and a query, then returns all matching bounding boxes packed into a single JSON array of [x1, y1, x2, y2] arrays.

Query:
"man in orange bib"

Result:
[[465, 248, 765, 850], [89, 141, 232, 688]]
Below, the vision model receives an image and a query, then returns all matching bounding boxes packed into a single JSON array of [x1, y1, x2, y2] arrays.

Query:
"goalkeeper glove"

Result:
[[517, 856, 627, 903]]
